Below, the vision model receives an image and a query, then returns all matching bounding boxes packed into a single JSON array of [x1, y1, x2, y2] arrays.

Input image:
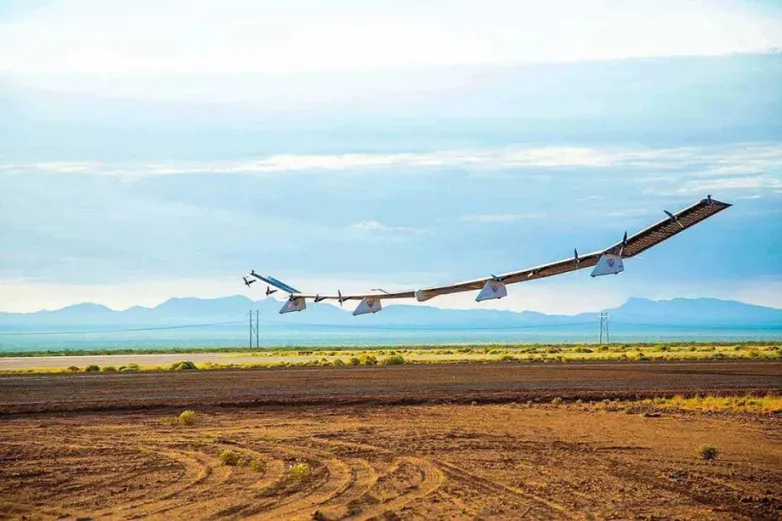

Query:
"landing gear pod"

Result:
[[476, 280, 507, 302], [279, 297, 306, 314], [353, 296, 382, 316], [591, 253, 624, 277]]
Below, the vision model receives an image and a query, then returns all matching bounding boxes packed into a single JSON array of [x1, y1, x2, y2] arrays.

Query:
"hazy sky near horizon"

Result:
[[1, 0, 781, 314]]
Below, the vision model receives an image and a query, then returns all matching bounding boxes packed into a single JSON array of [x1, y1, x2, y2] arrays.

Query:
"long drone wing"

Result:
[[412, 196, 731, 301], [248, 196, 731, 313]]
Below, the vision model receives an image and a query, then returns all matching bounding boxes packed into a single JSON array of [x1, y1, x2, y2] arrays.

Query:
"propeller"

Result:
[[314, 294, 326, 303], [574, 248, 580, 264], [619, 231, 628, 256], [265, 286, 277, 297], [338, 289, 346, 307], [664, 210, 684, 229], [243, 276, 256, 287]]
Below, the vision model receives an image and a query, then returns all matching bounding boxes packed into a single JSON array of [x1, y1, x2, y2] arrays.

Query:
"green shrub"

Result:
[[333, 358, 345, 366], [218, 449, 241, 466], [120, 362, 140, 372], [359, 355, 377, 366], [85, 365, 100, 372], [100, 365, 117, 373], [249, 458, 264, 472], [67, 365, 80, 372], [178, 410, 197, 425], [348, 357, 361, 366], [699, 444, 719, 461], [169, 360, 198, 371], [288, 462, 312, 482], [381, 355, 405, 365]]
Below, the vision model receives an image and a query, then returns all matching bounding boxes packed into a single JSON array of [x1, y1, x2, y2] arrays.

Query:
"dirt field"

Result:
[[1, 361, 780, 520], [1, 403, 780, 520], [0, 361, 780, 414]]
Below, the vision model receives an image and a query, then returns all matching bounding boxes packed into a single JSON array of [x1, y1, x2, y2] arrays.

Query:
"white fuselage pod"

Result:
[[353, 296, 382, 316], [590, 253, 625, 277], [476, 280, 507, 302], [279, 297, 307, 314]]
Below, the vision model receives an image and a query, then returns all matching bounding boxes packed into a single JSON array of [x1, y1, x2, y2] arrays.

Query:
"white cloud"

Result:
[[458, 213, 541, 223], [4, 144, 781, 187], [678, 175, 782, 193], [346, 221, 427, 240], [1, 0, 779, 78]]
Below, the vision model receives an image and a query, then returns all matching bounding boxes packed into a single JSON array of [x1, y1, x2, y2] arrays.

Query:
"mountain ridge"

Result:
[[1, 296, 780, 328]]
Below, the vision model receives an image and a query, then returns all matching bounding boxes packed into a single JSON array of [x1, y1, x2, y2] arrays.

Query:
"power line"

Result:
[[0, 320, 245, 337]]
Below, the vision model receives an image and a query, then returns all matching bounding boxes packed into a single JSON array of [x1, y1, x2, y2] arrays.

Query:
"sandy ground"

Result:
[[1, 403, 779, 520], [1, 361, 779, 520], [0, 361, 779, 414]]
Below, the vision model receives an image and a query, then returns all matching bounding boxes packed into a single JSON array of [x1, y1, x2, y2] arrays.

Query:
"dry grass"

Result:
[[288, 462, 312, 482], [178, 410, 198, 425], [642, 394, 782, 414], [1, 343, 779, 375]]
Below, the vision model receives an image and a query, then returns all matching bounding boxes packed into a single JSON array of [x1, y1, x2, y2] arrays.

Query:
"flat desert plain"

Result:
[[0, 361, 780, 520]]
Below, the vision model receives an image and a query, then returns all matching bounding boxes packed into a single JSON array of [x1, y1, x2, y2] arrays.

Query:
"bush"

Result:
[[121, 362, 140, 372], [333, 358, 345, 366], [178, 410, 197, 425], [169, 360, 198, 371], [100, 366, 117, 373], [288, 462, 312, 482], [348, 357, 361, 366], [219, 449, 241, 466], [67, 366, 80, 372], [381, 355, 405, 365], [498, 355, 517, 362], [249, 458, 264, 472], [359, 355, 377, 366], [551, 397, 563, 406], [85, 365, 100, 372], [699, 444, 719, 461]]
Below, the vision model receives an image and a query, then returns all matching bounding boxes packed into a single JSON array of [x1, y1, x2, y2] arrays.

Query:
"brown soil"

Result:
[[1, 361, 780, 414], [1, 404, 780, 520], [0, 361, 780, 520]]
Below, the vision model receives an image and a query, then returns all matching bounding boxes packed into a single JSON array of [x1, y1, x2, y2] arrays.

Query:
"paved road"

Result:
[[1, 360, 780, 414]]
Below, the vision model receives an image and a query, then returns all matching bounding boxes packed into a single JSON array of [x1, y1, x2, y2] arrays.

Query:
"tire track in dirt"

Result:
[[435, 460, 577, 519], [336, 456, 445, 521], [601, 455, 781, 521], [93, 449, 225, 519]]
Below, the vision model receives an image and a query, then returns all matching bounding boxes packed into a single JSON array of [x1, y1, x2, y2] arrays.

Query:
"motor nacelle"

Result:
[[279, 297, 306, 314], [353, 296, 382, 316], [591, 253, 624, 277], [476, 280, 507, 302]]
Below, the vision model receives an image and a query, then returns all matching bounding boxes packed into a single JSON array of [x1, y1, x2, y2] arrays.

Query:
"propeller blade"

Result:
[[664, 210, 684, 228], [574, 248, 580, 263]]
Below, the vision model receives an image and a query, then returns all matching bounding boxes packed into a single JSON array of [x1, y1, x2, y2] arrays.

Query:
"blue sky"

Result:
[[1, 0, 781, 313]]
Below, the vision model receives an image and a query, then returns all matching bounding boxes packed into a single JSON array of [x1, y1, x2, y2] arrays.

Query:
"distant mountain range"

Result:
[[1, 296, 781, 330]]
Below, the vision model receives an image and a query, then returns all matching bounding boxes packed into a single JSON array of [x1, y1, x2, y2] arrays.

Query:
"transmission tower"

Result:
[[599, 312, 610, 344], [249, 310, 260, 349]]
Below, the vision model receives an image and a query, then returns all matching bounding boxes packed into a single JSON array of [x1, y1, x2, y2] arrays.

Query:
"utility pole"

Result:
[[255, 310, 260, 348], [248, 310, 254, 349], [599, 312, 610, 344]]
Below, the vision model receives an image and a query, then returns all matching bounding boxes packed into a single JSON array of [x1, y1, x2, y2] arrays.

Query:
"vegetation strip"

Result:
[[1, 343, 779, 375]]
